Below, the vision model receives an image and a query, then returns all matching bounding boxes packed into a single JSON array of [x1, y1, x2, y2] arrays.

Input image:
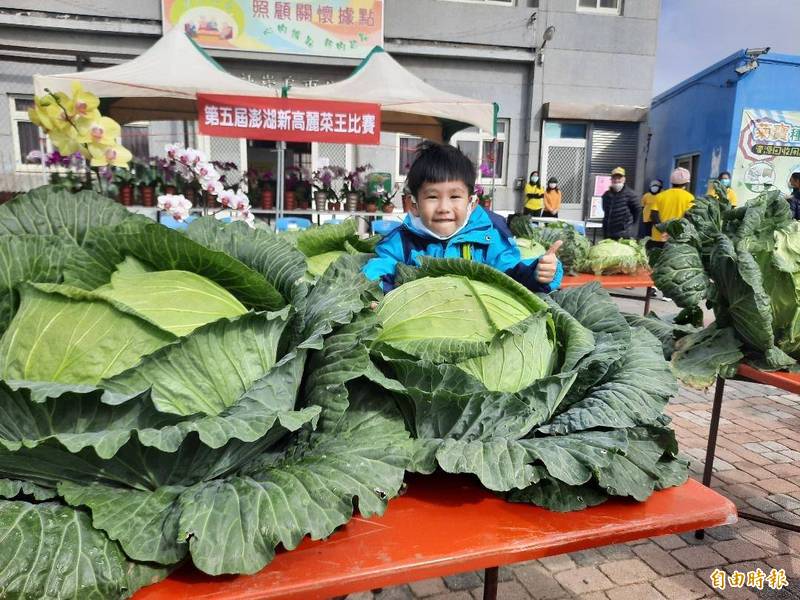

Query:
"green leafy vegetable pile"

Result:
[[651, 189, 800, 386], [581, 239, 648, 275], [510, 216, 591, 274], [0, 187, 409, 598], [0, 187, 690, 598]]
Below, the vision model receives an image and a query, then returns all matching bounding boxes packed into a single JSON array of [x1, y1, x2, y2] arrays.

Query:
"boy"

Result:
[[363, 142, 563, 293]]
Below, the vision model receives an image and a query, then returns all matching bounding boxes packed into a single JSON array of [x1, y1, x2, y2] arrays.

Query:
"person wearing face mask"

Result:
[[707, 171, 737, 207], [601, 167, 640, 240], [543, 177, 561, 218], [523, 171, 545, 216], [787, 172, 800, 219], [649, 167, 694, 249], [639, 179, 663, 238]]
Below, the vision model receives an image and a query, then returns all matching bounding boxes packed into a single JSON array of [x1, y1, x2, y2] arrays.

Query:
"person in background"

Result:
[[707, 170, 737, 207], [601, 167, 639, 239], [523, 171, 545, 216], [639, 178, 663, 238], [543, 177, 561, 218], [788, 172, 800, 219], [649, 167, 694, 250]]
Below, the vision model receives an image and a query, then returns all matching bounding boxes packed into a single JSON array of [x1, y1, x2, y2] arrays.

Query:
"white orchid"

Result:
[[196, 161, 217, 180], [232, 190, 250, 211], [164, 143, 182, 159], [217, 189, 236, 208]]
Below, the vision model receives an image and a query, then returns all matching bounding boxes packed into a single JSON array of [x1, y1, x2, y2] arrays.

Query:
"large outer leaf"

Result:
[[296, 219, 359, 256], [0, 235, 72, 335], [651, 243, 709, 308], [0, 283, 175, 385], [185, 217, 307, 306], [0, 354, 315, 459], [670, 325, 743, 388], [94, 269, 247, 336], [541, 328, 676, 434], [102, 311, 288, 416], [0, 186, 131, 245], [175, 386, 410, 575], [0, 500, 166, 600], [64, 218, 287, 310], [623, 312, 698, 360], [507, 467, 608, 512]]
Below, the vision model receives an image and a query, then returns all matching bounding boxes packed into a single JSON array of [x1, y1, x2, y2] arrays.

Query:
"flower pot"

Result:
[[314, 190, 328, 210], [140, 186, 155, 207], [284, 190, 296, 211], [165, 185, 177, 195], [260, 189, 274, 210], [365, 201, 378, 213], [381, 203, 395, 214], [298, 198, 310, 210], [327, 200, 340, 211], [118, 184, 133, 206], [346, 192, 360, 212], [184, 188, 196, 203]]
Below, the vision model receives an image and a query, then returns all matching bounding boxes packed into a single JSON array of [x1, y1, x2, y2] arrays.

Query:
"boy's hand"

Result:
[[536, 241, 562, 284]]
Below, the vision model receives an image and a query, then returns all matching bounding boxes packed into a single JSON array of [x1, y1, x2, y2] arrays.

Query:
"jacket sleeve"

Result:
[[487, 233, 563, 293], [362, 232, 406, 291], [627, 189, 641, 223]]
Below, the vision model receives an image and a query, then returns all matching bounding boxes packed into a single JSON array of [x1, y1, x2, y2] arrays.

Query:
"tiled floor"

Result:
[[347, 295, 800, 599]]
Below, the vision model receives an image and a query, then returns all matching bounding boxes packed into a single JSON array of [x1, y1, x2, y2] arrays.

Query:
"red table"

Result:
[[134, 475, 735, 600], [698, 364, 800, 537], [560, 271, 655, 315]]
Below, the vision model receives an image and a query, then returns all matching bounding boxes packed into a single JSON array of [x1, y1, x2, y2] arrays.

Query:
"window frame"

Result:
[[450, 118, 510, 186], [674, 152, 700, 195], [8, 95, 51, 173], [437, 0, 514, 6], [394, 134, 423, 183], [576, 0, 622, 15]]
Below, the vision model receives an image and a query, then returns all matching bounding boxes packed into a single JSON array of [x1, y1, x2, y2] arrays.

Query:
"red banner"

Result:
[[197, 94, 381, 144]]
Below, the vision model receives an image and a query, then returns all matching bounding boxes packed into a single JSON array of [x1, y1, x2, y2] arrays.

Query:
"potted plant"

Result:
[[135, 158, 161, 206], [284, 166, 300, 210], [156, 157, 179, 195], [475, 183, 493, 211], [112, 165, 135, 205], [342, 164, 372, 212], [312, 166, 344, 211]]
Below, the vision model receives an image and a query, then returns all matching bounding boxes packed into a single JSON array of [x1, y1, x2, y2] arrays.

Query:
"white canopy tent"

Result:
[[33, 32, 499, 217], [288, 47, 497, 141]]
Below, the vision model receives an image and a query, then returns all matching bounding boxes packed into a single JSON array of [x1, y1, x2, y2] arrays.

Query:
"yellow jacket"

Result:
[[524, 183, 544, 210], [651, 187, 694, 242], [706, 183, 737, 207]]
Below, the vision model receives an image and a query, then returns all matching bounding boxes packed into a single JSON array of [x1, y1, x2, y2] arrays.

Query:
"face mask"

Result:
[[610, 182, 624, 192], [548, 183, 557, 189], [530, 176, 539, 184], [719, 178, 731, 187], [649, 185, 661, 194], [410, 201, 476, 241]]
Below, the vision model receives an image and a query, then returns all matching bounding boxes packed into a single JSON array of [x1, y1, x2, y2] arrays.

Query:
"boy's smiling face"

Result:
[[412, 180, 473, 238]]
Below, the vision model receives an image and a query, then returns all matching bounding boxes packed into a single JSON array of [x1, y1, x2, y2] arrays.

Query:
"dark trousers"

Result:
[[542, 210, 558, 218]]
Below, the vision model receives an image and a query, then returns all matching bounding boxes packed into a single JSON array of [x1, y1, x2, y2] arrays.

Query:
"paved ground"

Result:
[[346, 295, 800, 600]]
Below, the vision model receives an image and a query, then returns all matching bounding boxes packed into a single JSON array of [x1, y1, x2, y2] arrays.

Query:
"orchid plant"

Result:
[[158, 143, 254, 226], [311, 165, 346, 200], [27, 82, 132, 171], [341, 164, 373, 195]]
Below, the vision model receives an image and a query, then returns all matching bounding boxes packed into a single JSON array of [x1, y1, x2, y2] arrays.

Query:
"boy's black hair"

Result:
[[405, 141, 476, 197]]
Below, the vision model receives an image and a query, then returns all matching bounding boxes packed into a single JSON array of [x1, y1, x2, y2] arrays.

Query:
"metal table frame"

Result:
[[696, 364, 800, 538]]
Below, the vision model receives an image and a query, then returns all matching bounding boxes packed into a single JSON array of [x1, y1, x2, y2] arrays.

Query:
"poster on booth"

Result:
[[197, 94, 381, 144], [162, 0, 383, 59], [732, 108, 800, 204]]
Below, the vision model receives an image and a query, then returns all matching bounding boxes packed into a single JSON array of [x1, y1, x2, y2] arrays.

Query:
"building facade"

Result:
[[647, 50, 800, 204], [0, 0, 660, 217]]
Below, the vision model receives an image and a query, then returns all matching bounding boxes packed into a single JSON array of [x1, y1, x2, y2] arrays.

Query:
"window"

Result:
[[121, 123, 151, 161], [577, 0, 621, 15], [396, 135, 423, 181], [439, 0, 514, 5], [450, 118, 509, 185], [9, 97, 47, 170]]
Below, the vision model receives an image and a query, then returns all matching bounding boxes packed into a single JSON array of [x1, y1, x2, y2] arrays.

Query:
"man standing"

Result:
[[649, 167, 694, 249], [602, 167, 639, 239]]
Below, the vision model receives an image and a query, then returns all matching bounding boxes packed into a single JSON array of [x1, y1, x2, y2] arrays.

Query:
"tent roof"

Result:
[[289, 47, 497, 139], [33, 28, 275, 123], [33, 35, 496, 139]]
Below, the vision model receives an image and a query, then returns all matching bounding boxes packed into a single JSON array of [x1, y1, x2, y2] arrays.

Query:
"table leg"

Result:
[[483, 567, 499, 600], [643, 287, 652, 315], [695, 376, 726, 539]]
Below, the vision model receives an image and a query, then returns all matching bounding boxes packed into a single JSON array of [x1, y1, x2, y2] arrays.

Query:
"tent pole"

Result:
[[276, 141, 286, 221], [183, 120, 190, 147]]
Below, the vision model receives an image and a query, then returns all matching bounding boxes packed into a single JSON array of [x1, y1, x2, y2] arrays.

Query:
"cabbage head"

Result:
[[581, 239, 648, 275], [516, 237, 546, 260], [308, 257, 688, 511]]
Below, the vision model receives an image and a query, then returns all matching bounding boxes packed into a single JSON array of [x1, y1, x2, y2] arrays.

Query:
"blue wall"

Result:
[[647, 51, 800, 196]]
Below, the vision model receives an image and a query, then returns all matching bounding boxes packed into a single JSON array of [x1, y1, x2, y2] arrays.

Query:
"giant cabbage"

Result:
[[510, 216, 591, 274], [0, 186, 410, 599], [651, 189, 800, 386], [307, 257, 688, 510], [580, 239, 648, 276]]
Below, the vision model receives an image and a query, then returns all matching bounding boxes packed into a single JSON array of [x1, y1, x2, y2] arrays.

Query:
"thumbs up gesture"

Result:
[[536, 240, 562, 284]]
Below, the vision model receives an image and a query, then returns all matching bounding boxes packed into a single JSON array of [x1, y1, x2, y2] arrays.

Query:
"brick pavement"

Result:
[[346, 296, 800, 599]]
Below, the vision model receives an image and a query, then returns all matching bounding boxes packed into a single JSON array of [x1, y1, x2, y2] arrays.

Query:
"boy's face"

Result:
[[411, 180, 473, 237]]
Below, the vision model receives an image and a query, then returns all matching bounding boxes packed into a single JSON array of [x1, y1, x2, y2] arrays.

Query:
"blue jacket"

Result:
[[362, 206, 563, 293]]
